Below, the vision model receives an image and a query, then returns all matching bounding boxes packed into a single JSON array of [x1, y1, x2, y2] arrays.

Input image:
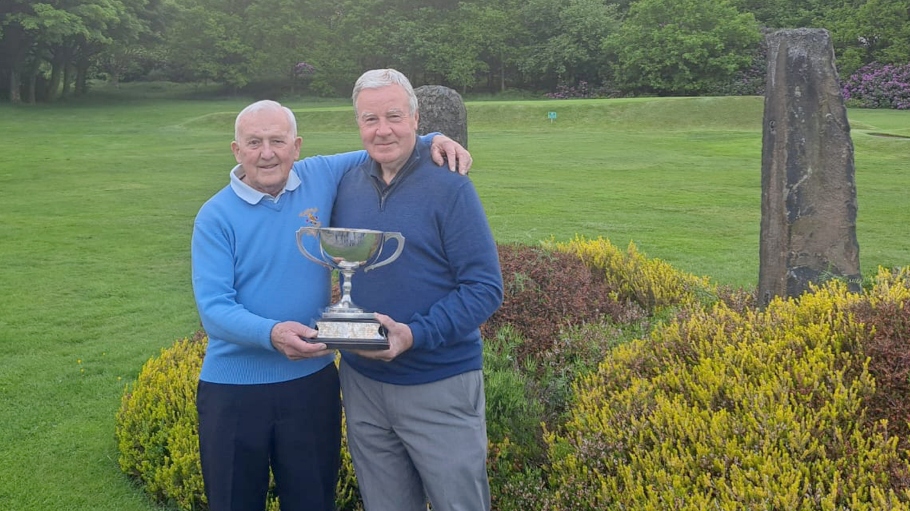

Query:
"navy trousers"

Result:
[[197, 363, 341, 511]]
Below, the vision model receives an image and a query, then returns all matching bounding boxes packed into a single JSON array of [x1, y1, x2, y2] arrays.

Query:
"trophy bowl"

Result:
[[296, 227, 405, 349], [316, 228, 386, 265]]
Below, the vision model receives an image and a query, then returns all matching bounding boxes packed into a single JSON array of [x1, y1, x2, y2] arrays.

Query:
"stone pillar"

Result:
[[758, 28, 861, 307], [415, 85, 468, 148]]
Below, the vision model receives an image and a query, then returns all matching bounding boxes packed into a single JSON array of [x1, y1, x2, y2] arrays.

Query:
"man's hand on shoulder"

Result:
[[430, 135, 472, 175], [271, 321, 333, 360]]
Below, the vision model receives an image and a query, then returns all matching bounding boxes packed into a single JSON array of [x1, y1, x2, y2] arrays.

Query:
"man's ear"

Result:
[[231, 141, 242, 163]]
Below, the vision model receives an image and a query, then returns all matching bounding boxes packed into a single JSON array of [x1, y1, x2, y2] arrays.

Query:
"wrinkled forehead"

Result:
[[355, 84, 414, 115], [237, 110, 295, 139]]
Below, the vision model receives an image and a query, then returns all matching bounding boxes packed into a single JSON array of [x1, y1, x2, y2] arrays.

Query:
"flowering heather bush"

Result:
[[707, 46, 766, 97], [294, 61, 315, 77], [842, 62, 910, 110], [542, 273, 910, 510], [556, 236, 715, 312], [712, 68, 765, 96], [117, 235, 910, 511], [480, 243, 639, 362], [851, 267, 910, 455]]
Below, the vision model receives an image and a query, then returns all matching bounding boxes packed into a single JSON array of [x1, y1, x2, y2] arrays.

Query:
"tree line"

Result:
[[1, 0, 908, 103]]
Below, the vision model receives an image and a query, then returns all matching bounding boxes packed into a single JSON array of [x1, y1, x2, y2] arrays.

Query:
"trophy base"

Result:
[[314, 318, 390, 350]]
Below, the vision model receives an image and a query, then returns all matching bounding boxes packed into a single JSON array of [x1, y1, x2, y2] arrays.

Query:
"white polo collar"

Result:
[[229, 164, 301, 204]]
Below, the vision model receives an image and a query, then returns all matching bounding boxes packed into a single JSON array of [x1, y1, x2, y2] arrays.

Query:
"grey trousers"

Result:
[[340, 359, 491, 511]]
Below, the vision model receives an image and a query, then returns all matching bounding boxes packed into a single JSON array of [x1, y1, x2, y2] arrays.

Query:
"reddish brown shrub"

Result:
[[481, 243, 641, 362], [848, 285, 910, 493], [854, 299, 910, 450]]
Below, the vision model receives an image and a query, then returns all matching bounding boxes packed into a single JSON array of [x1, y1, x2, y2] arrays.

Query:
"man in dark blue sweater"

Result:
[[331, 69, 503, 511]]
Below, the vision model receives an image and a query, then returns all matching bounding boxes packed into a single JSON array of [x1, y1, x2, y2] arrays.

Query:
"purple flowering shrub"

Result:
[[841, 62, 910, 110], [294, 61, 315, 77], [707, 43, 766, 97]]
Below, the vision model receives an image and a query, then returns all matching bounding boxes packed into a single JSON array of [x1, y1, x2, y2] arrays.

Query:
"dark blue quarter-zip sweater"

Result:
[[331, 141, 503, 385]]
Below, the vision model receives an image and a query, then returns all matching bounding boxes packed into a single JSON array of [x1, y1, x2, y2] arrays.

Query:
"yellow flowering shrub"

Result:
[[115, 335, 361, 510], [542, 275, 910, 510], [554, 236, 715, 312], [116, 335, 206, 510]]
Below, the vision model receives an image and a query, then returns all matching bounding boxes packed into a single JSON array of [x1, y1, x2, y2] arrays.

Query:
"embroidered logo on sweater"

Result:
[[299, 208, 322, 227]]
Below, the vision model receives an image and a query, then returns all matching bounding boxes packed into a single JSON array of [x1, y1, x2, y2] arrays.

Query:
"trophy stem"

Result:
[[323, 264, 373, 319], [338, 266, 357, 310]]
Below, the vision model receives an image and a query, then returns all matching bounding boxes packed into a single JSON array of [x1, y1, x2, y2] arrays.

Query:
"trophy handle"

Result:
[[296, 227, 336, 270], [364, 232, 405, 272]]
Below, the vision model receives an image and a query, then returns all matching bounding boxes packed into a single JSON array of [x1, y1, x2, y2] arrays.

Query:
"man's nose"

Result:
[[376, 119, 394, 135], [260, 142, 276, 158]]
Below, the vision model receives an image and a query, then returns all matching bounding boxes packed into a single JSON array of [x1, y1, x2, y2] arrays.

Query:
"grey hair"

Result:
[[234, 100, 298, 140], [352, 69, 419, 117]]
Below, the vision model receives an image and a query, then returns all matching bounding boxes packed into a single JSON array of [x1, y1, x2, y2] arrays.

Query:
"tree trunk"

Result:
[[500, 51, 505, 92], [26, 72, 36, 104], [46, 61, 62, 101], [75, 61, 90, 96], [3, 24, 29, 103], [62, 63, 73, 99], [9, 69, 22, 103]]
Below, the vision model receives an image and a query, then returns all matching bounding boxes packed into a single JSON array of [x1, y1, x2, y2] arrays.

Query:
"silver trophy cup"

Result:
[[296, 227, 405, 349]]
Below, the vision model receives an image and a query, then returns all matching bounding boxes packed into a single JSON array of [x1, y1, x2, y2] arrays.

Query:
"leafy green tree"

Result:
[[468, 0, 525, 92], [823, 0, 910, 76], [162, 0, 252, 89], [607, 0, 761, 96], [410, 0, 528, 93], [0, 0, 154, 102], [339, 0, 428, 76], [242, 0, 334, 94], [3, 1, 96, 102], [93, 0, 168, 87], [290, 0, 362, 96], [731, 0, 822, 28], [417, 4, 488, 92], [46, 0, 121, 99], [332, 0, 524, 93], [0, 0, 39, 102], [12, 0, 901, 99], [517, 0, 621, 90]]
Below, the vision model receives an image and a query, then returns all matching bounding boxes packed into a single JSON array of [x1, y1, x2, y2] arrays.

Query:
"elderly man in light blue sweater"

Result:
[[191, 99, 470, 511]]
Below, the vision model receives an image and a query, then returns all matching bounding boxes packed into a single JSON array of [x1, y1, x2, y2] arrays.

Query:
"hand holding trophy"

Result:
[[296, 227, 405, 349]]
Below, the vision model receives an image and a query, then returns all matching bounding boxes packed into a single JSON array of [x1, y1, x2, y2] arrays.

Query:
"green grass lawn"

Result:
[[0, 90, 907, 510]]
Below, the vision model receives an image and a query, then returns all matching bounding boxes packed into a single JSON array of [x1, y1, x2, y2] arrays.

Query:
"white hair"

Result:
[[352, 69, 419, 117], [234, 100, 298, 140]]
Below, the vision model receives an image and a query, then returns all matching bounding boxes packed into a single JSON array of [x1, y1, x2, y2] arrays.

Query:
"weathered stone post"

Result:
[[758, 28, 861, 307], [415, 85, 468, 149]]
